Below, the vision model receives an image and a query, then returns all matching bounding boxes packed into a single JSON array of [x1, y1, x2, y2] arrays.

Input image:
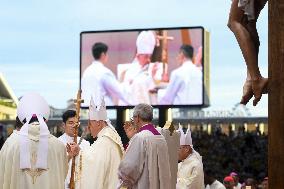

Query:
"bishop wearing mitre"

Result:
[[0, 92, 68, 189], [176, 125, 205, 189], [68, 96, 124, 189]]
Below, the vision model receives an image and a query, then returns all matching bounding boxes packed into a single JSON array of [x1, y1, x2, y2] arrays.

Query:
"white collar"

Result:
[[63, 133, 75, 142], [182, 60, 194, 66], [92, 60, 104, 66]]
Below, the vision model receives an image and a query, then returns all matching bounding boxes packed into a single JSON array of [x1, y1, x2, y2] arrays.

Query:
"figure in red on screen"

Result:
[[228, 0, 268, 106], [159, 45, 202, 105], [81, 42, 130, 106], [119, 31, 158, 105]]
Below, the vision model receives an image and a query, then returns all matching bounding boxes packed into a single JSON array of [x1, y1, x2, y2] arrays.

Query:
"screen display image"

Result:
[[80, 27, 205, 108]]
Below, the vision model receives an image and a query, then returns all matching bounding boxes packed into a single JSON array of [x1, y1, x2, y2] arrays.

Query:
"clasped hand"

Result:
[[66, 142, 80, 158]]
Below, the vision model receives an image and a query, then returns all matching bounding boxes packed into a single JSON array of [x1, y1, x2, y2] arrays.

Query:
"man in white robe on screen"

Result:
[[58, 110, 90, 189], [176, 125, 205, 189], [120, 31, 157, 105], [0, 92, 68, 189], [68, 96, 124, 189], [81, 42, 130, 106], [159, 44, 202, 105], [117, 103, 171, 189]]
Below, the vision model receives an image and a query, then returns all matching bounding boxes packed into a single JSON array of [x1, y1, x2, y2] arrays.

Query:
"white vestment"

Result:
[[58, 133, 90, 189], [0, 123, 68, 189], [156, 127, 180, 189], [176, 151, 205, 189], [206, 180, 226, 189], [118, 129, 171, 189], [159, 60, 202, 105], [81, 61, 129, 106], [120, 60, 156, 105], [75, 126, 124, 189]]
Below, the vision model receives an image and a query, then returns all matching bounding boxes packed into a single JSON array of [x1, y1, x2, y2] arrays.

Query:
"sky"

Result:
[[0, 0, 268, 116]]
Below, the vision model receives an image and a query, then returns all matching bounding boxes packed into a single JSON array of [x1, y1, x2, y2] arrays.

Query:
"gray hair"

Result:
[[133, 103, 153, 122]]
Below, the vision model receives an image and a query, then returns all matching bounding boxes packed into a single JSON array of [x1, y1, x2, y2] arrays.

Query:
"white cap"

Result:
[[89, 96, 108, 121], [17, 92, 50, 169], [178, 124, 193, 147], [136, 31, 156, 54]]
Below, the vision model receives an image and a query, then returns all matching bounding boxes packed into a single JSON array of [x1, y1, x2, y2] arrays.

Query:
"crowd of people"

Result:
[[194, 126, 268, 188]]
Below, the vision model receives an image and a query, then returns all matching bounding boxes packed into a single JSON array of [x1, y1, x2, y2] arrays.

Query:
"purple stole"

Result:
[[138, 124, 160, 135]]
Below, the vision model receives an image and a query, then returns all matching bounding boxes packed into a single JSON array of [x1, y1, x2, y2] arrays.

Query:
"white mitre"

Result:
[[178, 124, 193, 147], [136, 30, 156, 54], [178, 124, 203, 162], [17, 92, 50, 169], [89, 96, 108, 121]]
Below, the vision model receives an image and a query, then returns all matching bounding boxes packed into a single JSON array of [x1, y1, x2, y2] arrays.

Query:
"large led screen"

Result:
[[80, 27, 205, 108]]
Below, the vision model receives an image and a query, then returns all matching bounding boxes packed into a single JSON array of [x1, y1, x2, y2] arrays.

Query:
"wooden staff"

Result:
[[156, 30, 174, 82], [69, 90, 84, 189]]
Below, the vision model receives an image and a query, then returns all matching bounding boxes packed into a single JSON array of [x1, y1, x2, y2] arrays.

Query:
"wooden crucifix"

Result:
[[69, 90, 84, 189], [156, 30, 174, 82]]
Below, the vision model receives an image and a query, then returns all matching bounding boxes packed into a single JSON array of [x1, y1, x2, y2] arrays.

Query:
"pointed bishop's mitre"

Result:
[[17, 92, 50, 123], [136, 31, 156, 55], [178, 124, 193, 147], [89, 96, 108, 121]]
